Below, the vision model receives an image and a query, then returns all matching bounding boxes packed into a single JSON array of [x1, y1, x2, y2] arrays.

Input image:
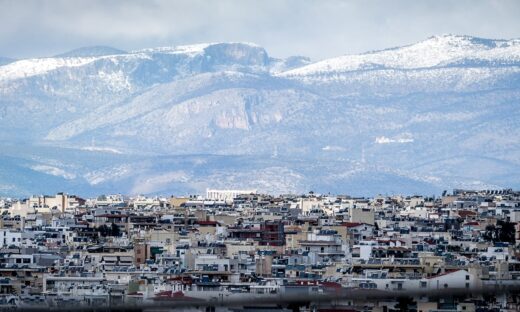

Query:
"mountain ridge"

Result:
[[281, 34, 520, 79], [1, 35, 519, 197]]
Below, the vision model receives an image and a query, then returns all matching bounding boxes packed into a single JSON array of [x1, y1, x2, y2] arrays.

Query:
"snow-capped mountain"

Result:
[[1, 35, 519, 197], [282, 35, 520, 77]]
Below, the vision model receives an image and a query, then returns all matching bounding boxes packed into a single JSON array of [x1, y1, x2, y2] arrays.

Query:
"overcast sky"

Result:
[[1, 0, 520, 61]]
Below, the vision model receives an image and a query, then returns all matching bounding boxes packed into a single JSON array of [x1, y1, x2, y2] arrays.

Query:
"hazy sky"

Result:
[[1, 0, 520, 60]]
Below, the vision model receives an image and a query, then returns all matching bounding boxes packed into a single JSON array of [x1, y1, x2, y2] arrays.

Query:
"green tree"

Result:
[[97, 224, 110, 237], [396, 296, 414, 312], [111, 223, 121, 237], [483, 221, 516, 244]]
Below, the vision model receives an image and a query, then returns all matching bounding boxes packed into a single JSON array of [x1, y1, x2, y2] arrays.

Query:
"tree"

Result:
[[396, 296, 414, 312], [483, 221, 516, 244], [111, 223, 121, 237], [498, 221, 516, 243], [95, 223, 121, 237], [96, 225, 110, 237]]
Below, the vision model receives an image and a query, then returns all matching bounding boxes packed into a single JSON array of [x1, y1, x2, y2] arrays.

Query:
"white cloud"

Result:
[[1, 0, 519, 60], [375, 133, 414, 144]]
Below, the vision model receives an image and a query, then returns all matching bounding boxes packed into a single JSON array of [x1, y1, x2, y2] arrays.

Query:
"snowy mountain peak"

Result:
[[134, 42, 266, 59], [0, 56, 99, 82], [0, 42, 271, 83], [410, 34, 518, 52], [280, 35, 520, 78], [427, 34, 496, 44], [134, 43, 214, 55], [423, 34, 520, 48]]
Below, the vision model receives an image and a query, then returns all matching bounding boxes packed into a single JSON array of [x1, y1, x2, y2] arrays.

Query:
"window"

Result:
[[465, 275, 470, 280], [420, 281, 427, 288]]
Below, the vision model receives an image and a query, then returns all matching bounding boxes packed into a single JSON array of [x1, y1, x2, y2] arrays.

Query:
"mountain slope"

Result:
[[1, 35, 519, 197], [281, 35, 520, 77]]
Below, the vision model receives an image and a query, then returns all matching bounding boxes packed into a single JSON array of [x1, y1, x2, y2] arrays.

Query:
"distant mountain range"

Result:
[[0, 57, 15, 66], [1, 35, 519, 197]]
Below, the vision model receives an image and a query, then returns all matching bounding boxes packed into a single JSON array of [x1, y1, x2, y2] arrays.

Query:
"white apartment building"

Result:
[[0, 230, 35, 248], [206, 189, 257, 202]]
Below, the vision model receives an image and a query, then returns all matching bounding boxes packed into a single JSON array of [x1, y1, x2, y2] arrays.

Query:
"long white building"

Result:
[[206, 189, 257, 201]]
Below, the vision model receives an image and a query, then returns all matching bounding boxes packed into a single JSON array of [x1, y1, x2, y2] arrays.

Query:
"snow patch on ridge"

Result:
[[322, 145, 346, 151], [375, 135, 414, 144], [81, 146, 123, 154], [131, 171, 190, 194], [85, 165, 132, 185], [30, 165, 76, 180], [0, 57, 98, 81]]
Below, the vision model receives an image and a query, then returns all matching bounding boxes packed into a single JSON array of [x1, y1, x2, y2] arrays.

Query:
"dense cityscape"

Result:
[[0, 188, 519, 311]]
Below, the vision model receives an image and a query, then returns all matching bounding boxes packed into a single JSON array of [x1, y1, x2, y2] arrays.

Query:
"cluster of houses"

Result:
[[0, 188, 519, 311]]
